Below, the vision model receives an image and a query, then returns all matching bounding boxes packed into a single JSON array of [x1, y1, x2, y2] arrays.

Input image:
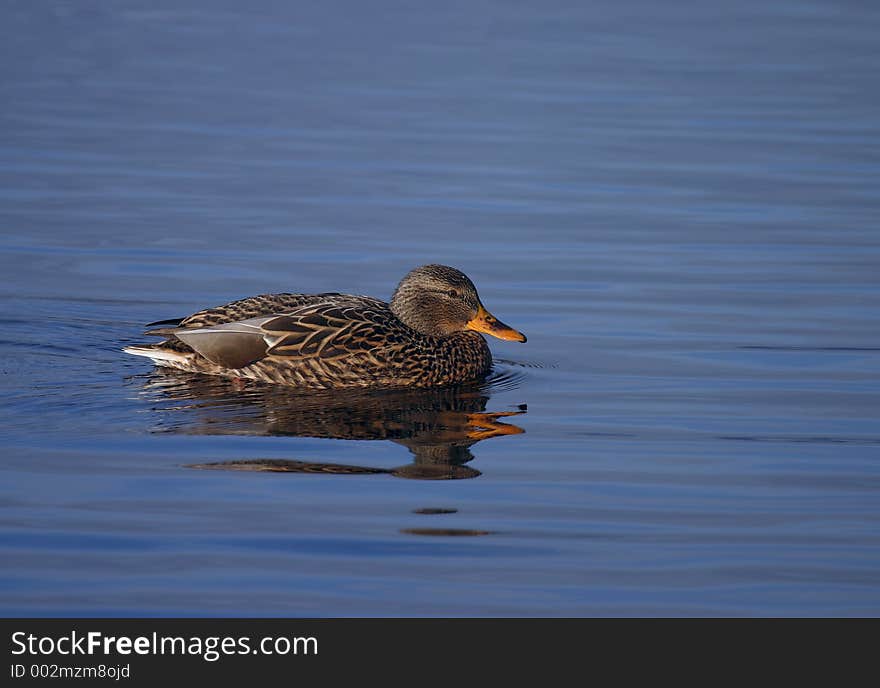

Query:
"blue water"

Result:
[[1, 0, 879, 616]]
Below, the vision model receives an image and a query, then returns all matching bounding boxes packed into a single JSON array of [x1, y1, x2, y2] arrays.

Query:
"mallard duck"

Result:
[[124, 264, 526, 388]]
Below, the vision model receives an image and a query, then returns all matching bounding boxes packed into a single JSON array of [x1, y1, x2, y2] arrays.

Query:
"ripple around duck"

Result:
[[493, 358, 558, 369], [483, 366, 528, 394]]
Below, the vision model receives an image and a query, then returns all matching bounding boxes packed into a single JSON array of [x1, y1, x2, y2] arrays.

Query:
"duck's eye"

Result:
[[447, 289, 458, 298]]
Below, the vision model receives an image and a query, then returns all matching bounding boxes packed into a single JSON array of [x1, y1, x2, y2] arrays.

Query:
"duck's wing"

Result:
[[178, 292, 361, 329], [142, 294, 337, 337], [169, 298, 400, 370]]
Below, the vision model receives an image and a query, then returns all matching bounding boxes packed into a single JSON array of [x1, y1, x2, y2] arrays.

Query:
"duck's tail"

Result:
[[123, 344, 195, 368]]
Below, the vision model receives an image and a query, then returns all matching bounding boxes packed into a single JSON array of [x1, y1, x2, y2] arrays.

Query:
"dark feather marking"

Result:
[[266, 329, 312, 351], [146, 317, 184, 328], [297, 312, 332, 327], [262, 315, 309, 331]]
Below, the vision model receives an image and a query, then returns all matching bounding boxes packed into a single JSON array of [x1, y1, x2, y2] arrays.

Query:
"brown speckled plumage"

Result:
[[124, 265, 525, 389]]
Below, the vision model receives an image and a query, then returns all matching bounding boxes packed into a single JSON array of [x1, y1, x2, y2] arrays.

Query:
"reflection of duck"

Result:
[[138, 369, 526, 480], [124, 265, 526, 389]]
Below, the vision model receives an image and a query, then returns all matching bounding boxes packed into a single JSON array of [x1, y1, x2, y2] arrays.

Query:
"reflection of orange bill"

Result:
[[465, 411, 526, 441], [466, 305, 527, 342]]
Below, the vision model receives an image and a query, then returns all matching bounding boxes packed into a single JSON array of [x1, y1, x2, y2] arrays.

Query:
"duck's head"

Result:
[[390, 265, 526, 342]]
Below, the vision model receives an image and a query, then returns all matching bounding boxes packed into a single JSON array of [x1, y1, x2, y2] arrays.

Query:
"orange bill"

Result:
[[466, 305, 527, 342]]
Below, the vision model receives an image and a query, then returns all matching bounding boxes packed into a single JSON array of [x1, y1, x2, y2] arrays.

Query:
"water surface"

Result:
[[1, 0, 879, 616]]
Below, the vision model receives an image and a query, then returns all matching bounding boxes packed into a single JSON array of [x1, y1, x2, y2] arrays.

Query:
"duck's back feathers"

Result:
[[177, 292, 368, 329], [262, 302, 394, 359], [167, 296, 402, 372]]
